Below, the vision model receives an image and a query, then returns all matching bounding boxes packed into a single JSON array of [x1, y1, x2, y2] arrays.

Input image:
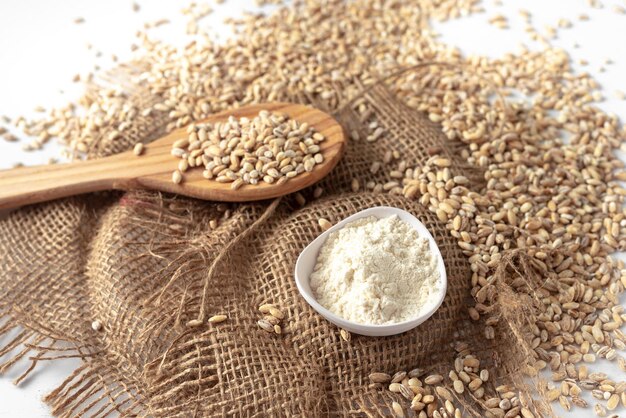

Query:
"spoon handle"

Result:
[[0, 154, 138, 210]]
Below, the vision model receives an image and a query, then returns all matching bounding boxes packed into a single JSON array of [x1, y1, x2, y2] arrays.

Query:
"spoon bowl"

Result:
[[0, 102, 346, 209]]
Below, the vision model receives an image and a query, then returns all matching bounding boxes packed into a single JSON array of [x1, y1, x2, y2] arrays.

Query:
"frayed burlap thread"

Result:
[[0, 75, 553, 416]]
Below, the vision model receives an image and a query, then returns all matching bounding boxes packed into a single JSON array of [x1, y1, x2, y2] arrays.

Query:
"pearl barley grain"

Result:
[[172, 170, 182, 184], [208, 314, 227, 324], [133, 142, 144, 156], [318, 218, 332, 231]]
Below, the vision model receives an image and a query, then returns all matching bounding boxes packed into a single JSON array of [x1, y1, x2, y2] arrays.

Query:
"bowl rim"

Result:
[[294, 205, 448, 336]]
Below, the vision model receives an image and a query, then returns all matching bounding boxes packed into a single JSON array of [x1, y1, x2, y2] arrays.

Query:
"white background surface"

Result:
[[0, 0, 625, 416]]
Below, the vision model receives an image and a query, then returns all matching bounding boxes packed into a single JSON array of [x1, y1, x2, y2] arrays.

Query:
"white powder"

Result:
[[309, 215, 440, 325]]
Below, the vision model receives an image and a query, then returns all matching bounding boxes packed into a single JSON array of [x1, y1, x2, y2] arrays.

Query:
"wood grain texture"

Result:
[[0, 103, 346, 209]]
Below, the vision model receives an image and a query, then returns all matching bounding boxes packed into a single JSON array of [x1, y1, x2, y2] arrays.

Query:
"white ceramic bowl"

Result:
[[294, 206, 447, 337]]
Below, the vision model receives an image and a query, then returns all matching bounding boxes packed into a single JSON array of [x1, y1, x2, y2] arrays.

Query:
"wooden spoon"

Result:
[[0, 103, 346, 210]]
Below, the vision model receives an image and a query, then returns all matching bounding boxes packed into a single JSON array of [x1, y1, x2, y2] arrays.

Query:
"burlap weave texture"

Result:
[[0, 82, 536, 417]]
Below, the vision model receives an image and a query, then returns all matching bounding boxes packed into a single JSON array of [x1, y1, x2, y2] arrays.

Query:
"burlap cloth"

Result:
[[0, 78, 546, 416]]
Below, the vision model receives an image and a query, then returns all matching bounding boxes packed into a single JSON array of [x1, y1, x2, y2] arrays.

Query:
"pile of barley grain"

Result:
[[166, 111, 325, 187], [4, 0, 626, 416], [257, 303, 285, 335]]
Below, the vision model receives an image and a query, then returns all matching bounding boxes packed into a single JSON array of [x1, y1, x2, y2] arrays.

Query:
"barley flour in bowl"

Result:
[[295, 206, 447, 336]]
